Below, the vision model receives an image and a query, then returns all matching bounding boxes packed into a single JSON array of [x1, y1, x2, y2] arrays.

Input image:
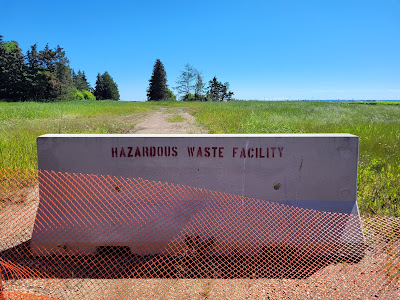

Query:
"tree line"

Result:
[[1, 35, 232, 102], [0, 35, 119, 101], [147, 60, 234, 102]]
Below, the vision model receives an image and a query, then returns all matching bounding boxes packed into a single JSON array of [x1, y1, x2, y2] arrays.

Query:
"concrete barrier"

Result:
[[31, 134, 363, 257]]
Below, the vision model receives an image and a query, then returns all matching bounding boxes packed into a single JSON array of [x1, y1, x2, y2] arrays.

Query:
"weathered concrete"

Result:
[[36, 134, 359, 205], [32, 134, 362, 256]]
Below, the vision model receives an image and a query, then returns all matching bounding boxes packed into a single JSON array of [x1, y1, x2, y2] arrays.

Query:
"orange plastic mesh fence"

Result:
[[0, 168, 399, 299]]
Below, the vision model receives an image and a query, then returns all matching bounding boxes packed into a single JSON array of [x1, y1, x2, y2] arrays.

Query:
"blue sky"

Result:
[[2, 0, 399, 100]]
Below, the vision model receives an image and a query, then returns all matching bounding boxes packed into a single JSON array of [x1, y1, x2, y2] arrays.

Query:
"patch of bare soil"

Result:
[[0, 185, 39, 252], [2, 188, 399, 300], [131, 107, 207, 134]]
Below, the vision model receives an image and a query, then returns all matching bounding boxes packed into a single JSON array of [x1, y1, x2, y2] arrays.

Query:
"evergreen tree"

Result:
[[147, 59, 168, 101], [55, 52, 73, 96], [0, 37, 26, 101], [206, 77, 234, 102], [23, 43, 73, 100], [194, 71, 206, 101], [94, 71, 120, 100], [175, 64, 206, 101], [25, 44, 48, 100], [73, 70, 91, 91], [94, 73, 103, 97], [81, 71, 90, 91], [175, 63, 196, 100], [0, 35, 91, 101], [38, 44, 73, 98]]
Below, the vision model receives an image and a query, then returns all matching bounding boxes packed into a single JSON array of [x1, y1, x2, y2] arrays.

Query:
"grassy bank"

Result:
[[1, 100, 399, 216]]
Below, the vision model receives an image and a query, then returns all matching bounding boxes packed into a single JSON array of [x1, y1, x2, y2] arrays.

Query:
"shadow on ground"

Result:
[[0, 240, 365, 280]]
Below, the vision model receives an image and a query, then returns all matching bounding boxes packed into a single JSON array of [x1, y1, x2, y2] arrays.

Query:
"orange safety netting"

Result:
[[0, 168, 399, 299]]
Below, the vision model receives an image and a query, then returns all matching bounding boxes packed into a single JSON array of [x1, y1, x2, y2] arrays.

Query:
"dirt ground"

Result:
[[131, 107, 207, 134], [2, 185, 399, 299]]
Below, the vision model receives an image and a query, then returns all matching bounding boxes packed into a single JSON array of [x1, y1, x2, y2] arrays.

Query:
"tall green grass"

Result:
[[189, 101, 400, 216], [0, 100, 153, 121], [0, 100, 154, 170]]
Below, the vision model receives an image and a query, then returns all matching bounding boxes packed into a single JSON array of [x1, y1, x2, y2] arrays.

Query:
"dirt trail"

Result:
[[131, 107, 207, 134]]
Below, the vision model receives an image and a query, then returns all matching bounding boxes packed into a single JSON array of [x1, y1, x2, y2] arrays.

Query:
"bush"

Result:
[[60, 88, 95, 101], [61, 88, 84, 100], [166, 89, 177, 101], [195, 94, 207, 101], [182, 93, 196, 102], [181, 93, 206, 101], [81, 90, 96, 100]]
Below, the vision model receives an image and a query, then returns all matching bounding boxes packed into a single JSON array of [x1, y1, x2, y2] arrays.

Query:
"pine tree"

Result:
[[73, 70, 91, 91], [25, 44, 48, 100], [206, 77, 234, 102], [0, 38, 26, 101], [0, 35, 91, 101], [147, 59, 168, 101], [23, 43, 73, 100], [94, 73, 103, 99], [94, 71, 120, 100], [175, 63, 196, 100], [194, 71, 205, 101], [81, 71, 90, 91]]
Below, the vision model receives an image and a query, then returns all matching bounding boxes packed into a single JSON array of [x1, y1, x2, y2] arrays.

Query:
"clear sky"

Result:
[[2, 0, 399, 101]]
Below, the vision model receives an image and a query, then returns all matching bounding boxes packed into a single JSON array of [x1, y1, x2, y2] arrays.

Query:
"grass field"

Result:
[[189, 101, 400, 216], [1, 100, 399, 216], [0, 100, 154, 170]]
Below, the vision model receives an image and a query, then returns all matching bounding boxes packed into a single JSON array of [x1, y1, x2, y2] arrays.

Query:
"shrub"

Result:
[[81, 90, 96, 100], [61, 88, 84, 100], [166, 89, 177, 101], [182, 93, 196, 102]]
